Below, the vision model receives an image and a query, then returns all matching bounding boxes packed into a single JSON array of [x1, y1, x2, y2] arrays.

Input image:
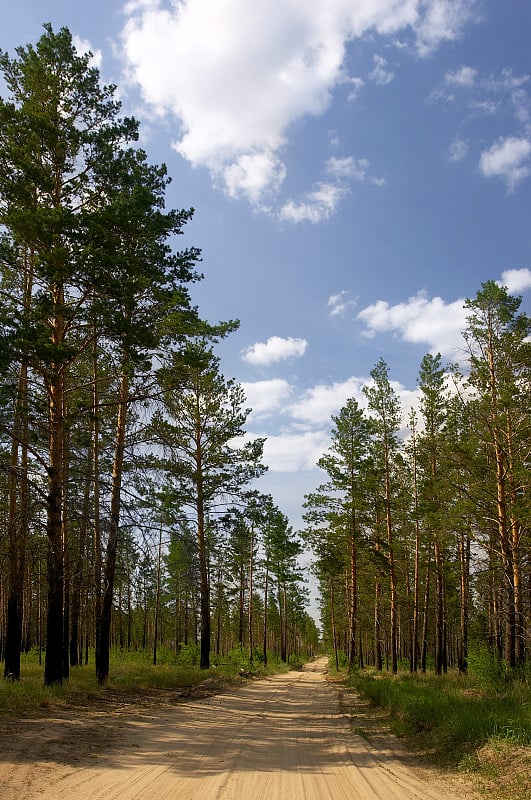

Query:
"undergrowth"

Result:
[[343, 647, 530, 798], [0, 646, 297, 717]]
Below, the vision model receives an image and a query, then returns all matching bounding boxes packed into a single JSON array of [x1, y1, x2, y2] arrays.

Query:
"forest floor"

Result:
[[0, 657, 488, 800]]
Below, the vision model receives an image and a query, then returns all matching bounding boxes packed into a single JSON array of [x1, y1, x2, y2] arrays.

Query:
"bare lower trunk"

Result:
[[262, 558, 269, 665], [374, 580, 383, 671], [434, 538, 447, 675], [70, 476, 90, 667], [330, 579, 339, 671], [4, 364, 29, 680], [248, 528, 254, 663], [458, 530, 470, 673], [421, 548, 431, 673], [197, 490, 210, 669], [348, 528, 357, 668], [96, 366, 129, 683], [44, 365, 65, 686]]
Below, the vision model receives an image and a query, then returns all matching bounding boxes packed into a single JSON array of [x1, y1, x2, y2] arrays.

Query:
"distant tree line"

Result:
[[304, 281, 530, 674], [0, 25, 317, 685]]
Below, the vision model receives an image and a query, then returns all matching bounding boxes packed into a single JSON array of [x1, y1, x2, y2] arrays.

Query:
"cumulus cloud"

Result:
[[356, 271, 531, 359], [250, 377, 423, 470], [369, 54, 394, 85], [497, 267, 531, 294], [241, 379, 292, 417], [242, 369, 428, 472], [73, 35, 103, 68], [242, 336, 308, 365], [261, 430, 331, 472], [432, 65, 529, 106], [444, 64, 477, 88], [242, 269, 531, 474], [327, 155, 368, 180], [432, 64, 531, 186], [277, 155, 383, 223], [414, 0, 476, 57], [357, 291, 468, 358], [329, 155, 385, 185], [328, 290, 357, 316], [121, 0, 474, 209], [289, 376, 369, 426], [223, 152, 287, 203], [479, 136, 531, 191], [287, 374, 420, 430], [278, 182, 347, 224]]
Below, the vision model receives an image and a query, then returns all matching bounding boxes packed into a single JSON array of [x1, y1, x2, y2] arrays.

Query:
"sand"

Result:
[[0, 657, 480, 800]]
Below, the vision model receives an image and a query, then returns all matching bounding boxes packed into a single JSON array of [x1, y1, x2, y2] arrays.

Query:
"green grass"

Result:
[[0, 646, 296, 717], [344, 651, 531, 766]]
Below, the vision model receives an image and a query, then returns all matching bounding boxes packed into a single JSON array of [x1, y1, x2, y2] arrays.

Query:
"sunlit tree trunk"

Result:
[[153, 522, 163, 665], [374, 579, 383, 671], [458, 528, 470, 673], [348, 523, 357, 668]]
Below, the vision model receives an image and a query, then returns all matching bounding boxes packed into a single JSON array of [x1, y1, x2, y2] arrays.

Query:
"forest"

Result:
[[0, 25, 529, 689]]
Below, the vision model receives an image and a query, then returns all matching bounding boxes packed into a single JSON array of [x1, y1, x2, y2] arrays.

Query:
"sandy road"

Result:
[[0, 657, 478, 800]]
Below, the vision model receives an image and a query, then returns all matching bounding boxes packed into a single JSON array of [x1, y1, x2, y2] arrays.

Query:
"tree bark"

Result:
[[44, 292, 67, 685], [96, 363, 129, 683], [4, 357, 29, 680]]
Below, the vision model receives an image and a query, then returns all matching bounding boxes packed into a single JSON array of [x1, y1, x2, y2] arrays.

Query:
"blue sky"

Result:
[[4, 2, 531, 552]]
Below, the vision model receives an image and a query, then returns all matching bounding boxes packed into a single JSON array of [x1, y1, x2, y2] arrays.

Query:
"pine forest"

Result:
[[0, 26, 529, 688]]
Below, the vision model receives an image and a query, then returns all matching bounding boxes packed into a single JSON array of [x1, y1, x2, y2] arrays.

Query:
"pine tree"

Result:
[[364, 359, 402, 674], [463, 281, 530, 668], [304, 398, 372, 667], [151, 345, 265, 669]]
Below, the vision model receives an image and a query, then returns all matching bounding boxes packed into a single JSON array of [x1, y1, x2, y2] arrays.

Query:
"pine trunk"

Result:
[[96, 365, 129, 683]]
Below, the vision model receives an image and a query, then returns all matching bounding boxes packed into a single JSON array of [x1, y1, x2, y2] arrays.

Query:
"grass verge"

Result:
[[342, 653, 530, 800], [0, 646, 296, 717]]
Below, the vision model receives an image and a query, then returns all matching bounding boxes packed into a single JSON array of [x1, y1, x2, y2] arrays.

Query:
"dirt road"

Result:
[[0, 658, 478, 800]]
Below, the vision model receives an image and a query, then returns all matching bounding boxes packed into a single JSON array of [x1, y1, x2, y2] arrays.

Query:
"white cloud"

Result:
[[347, 76, 364, 101], [469, 99, 499, 116], [73, 35, 103, 68], [223, 152, 286, 203], [447, 137, 468, 162], [497, 268, 531, 294], [328, 290, 357, 316], [327, 155, 369, 180], [444, 64, 477, 88], [436, 66, 529, 103], [241, 379, 292, 417], [479, 136, 531, 191], [357, 291, 468, 358], [121, 0, 474, 208], [242, 336, 308, 365], [288, 374, 420, 429], [278, 182, 347, 224], [369, 54, 394, 85], [261, 430, 330, 472], [512, 88, 531, 129], [277, 155, 383, 223], [243, 371, 426, 472], [432, 65, 531, 185], [484, 68, 530, 94], [356, 268, 531, 359], [415, 0, 477, 57], [289, 376, 369, 426]]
